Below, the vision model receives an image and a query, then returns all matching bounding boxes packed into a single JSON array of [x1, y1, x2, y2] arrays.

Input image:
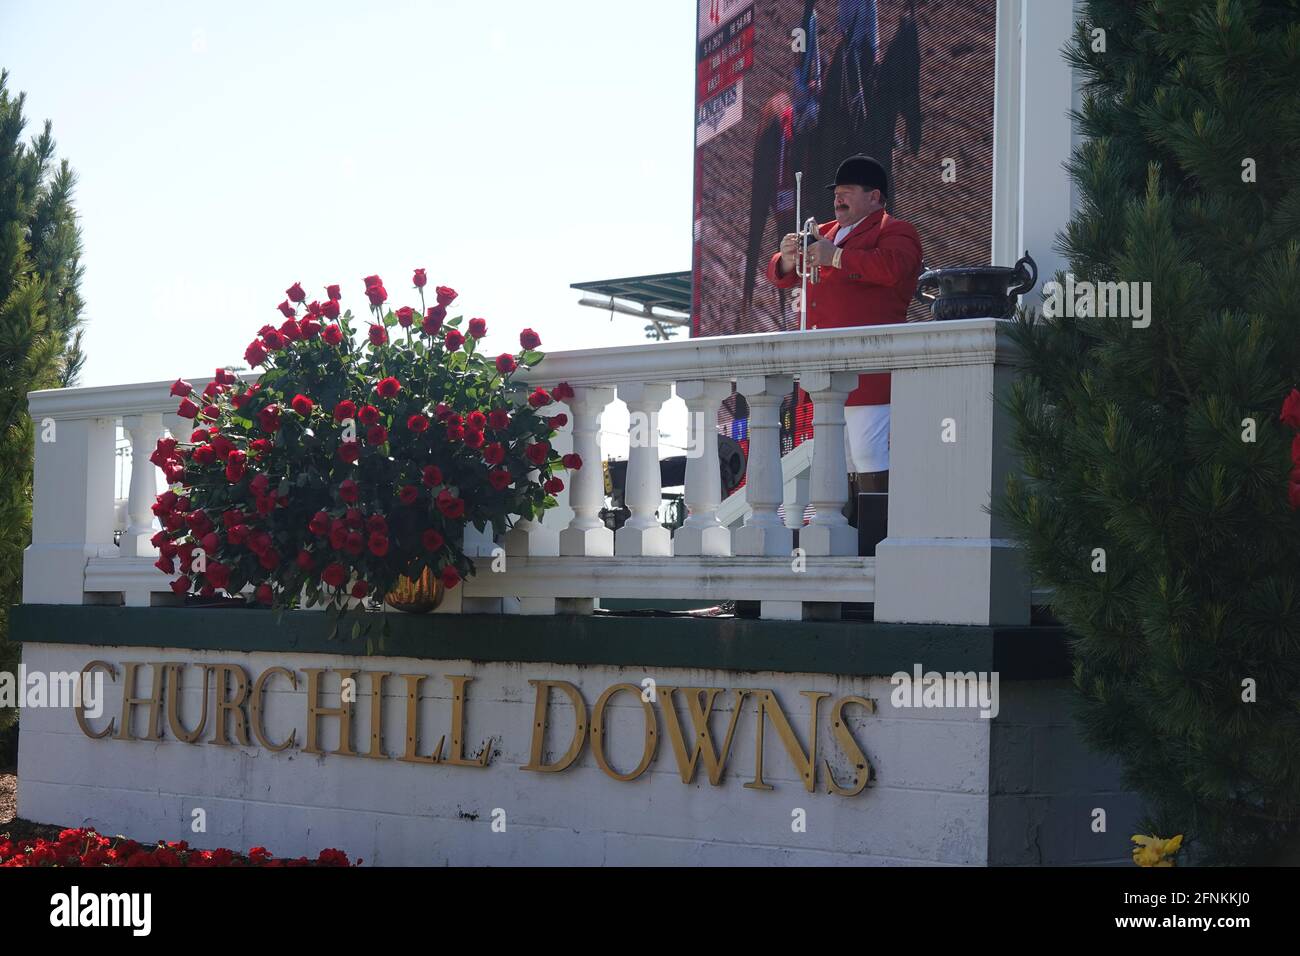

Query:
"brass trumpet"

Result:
[[793, 172, 820, 332]]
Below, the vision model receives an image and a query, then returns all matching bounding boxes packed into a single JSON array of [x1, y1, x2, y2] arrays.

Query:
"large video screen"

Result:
[[691, 0, 998, 337]]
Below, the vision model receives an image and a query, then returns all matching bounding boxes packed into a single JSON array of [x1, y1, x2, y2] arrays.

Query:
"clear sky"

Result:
[[0, 0, 697, 415]]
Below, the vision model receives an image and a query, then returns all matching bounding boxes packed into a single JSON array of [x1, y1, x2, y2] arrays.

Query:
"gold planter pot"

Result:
[[385, 567, 446, 614]]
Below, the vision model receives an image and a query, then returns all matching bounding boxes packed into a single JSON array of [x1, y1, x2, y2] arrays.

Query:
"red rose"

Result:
[[399, 484, 420, 505], [544, 476, 564, 495], [291, 394, 314, 416], [262, 329, 286, 351], [257, 405, 282, 433], [1284, 389, 1300, 429], [368, 324, 388, 346], [296, 549, 316, 571], [434, 403, 453, 421], [309, 511, 331, 536], [171, 577, 190, 595], [358, 404, 381, 426], [413, 268, 427, 288], [435, 286, 457, 306], [466, 410, 486, 431], [483, 442, 506, 465], [339, 479, 359, 503], [338, 440, 360, 463], [192, 444, 216, 465], [464, 429, 484, 449], [376, 376, 401, 398], [279, 318, 301, 341], [300, 317, 321, 339], [562, 453, 583, 470], [215, 368, 238, 385], [323, 324, 344, 345], [468, 317, 487, 338], [488, 468, 512, 491], [445, 423, 464, 442], [407, 413, 429, 432], [154, 555, 174, 575], [488, 408, 510, 430], [322, 563, 348, 588], [366, 425, 388, 446], [333, 400, 356, 423], [366, 283, 388, 308], [546, 413, 568, 428], [344, 531, 364, 555], [525, 441, 550, 466], [177, 398, 199, 419], [436, 489, 465, 518], [441, 564, 462, 589], [368, 533, 389, 557], [206, 561, 231, 590], [422, 464, 443, 486], [306, 300, 323, 316], [366, 514, 386, 534], [286, 282, 306, 303], [520, 328, 541, 350], [170, 378, 193, 397], [225, 450, 247, 482], [245, 340, 268, 366], [329, 523, 347, 550], [423, 305, 446, 335], [202, 381, 220, 399], [445, 329, 464, 352], [495, 353, 517, 374], [326, 284, 342, 301], [351, 581, 370, 598], [395, 306, 415, 327], [277, 300, 295, 318], [528, 387, 552, 408], [364, 274, 381, 288], [422, 528, 445, 551], [255, 583, 274, 604], [202, 404, 220, 420], [321, 299, 340, 320], [228, 524, 249, 546], [552, 382, 575, 400]]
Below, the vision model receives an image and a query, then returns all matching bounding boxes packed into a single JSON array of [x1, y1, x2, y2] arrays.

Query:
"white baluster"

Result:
[[121, 413, 164, 558], [673, 380, 732, 556], [22, 414, 117, 604], [559, 386, 614, 558], [799, 371, 859, 556], [732, 375, 793, 557], [615, 382, 672, 556]]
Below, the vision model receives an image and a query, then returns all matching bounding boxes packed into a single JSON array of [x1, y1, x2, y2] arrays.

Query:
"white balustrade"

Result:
[[23, 319, 1030, 623]]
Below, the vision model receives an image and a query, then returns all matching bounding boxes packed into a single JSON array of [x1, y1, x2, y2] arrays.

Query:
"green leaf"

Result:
[[522, 350, 544, 366], [383, 310, 398, 328], [447, 315, 463, 327]]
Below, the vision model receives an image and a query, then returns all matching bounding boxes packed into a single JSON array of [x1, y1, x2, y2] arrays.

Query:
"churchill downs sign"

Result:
[[72, 660, 874, 796]]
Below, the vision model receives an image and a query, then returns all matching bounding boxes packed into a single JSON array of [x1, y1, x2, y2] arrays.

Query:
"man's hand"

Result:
[[806, 238, 836, 268], [778, 233, 799, 274]]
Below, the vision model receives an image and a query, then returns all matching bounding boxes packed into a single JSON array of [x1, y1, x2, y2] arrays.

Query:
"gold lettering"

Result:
[[209, 664, 251, 747], [658, 687, 748, 785], [362, 671, 392, 760], [743, 689, 829, 793], [75, 660, 116, 739], [250, 666, 298, 752], [590, 683, 656, 782], [398, 674, 444, 764], [443, 675, 491, 768], [115, 661, 165, 742], [164, 663, 210, 744], [303, 668, 356, 756], [521, 680, 587, 773], [823, 695, 874, 796]]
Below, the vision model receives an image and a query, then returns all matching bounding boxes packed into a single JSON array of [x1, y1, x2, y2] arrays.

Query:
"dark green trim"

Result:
[[10, 605, 1071, 680]]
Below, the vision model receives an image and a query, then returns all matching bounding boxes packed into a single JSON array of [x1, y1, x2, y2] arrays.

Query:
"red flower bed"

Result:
[[0, 827, 358, 867]]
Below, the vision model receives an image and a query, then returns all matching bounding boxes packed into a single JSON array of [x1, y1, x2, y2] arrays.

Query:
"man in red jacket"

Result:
[[766, 154, 922, 525]]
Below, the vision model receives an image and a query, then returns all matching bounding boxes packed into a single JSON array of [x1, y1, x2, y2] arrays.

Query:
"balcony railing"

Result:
[[22, 317, 1030, 624]]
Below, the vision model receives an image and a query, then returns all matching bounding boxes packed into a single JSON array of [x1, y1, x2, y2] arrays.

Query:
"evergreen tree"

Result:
[[1001, 0, 1300, 864], [0, 69, 86, 749]]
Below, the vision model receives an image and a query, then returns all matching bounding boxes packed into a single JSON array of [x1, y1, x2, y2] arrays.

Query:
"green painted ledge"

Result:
[[10, 604, 1072, 680]]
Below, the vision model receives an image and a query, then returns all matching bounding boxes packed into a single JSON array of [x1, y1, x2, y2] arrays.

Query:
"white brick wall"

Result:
[[15, 642, 1141, 865]]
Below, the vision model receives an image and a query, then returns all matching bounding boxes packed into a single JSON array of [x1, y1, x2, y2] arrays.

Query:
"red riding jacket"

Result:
[[766, 208, 923, 405]]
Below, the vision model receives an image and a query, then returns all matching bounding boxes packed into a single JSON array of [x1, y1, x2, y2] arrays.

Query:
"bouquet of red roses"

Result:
[[149, 271, 581, 614]]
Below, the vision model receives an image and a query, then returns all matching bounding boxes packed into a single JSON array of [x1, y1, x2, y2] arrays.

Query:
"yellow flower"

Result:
[[1131, 833, 1184, 866]]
